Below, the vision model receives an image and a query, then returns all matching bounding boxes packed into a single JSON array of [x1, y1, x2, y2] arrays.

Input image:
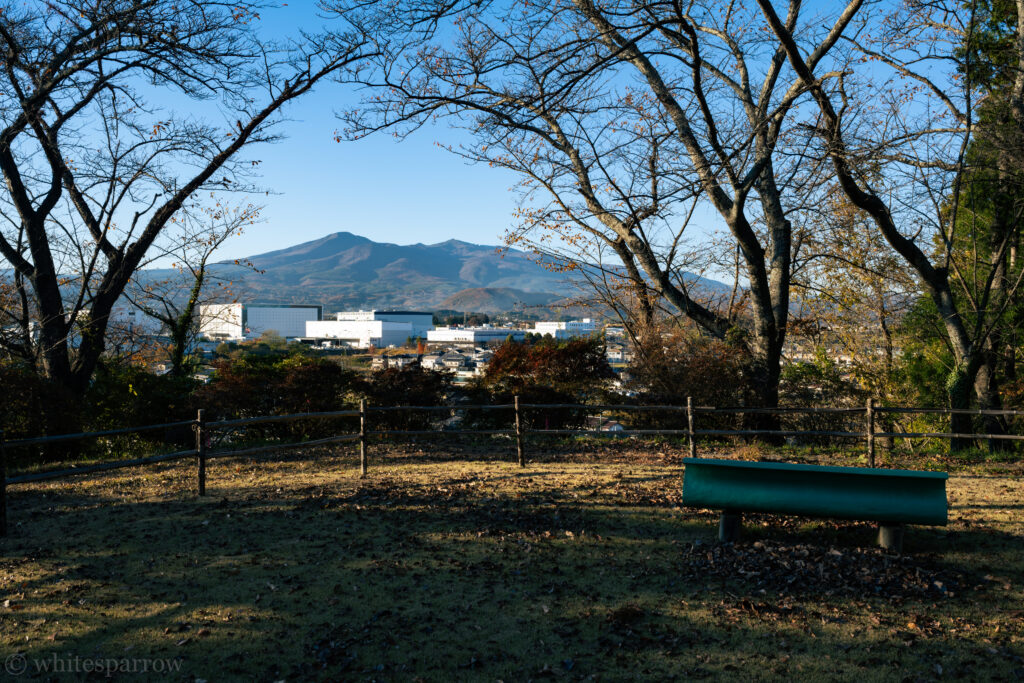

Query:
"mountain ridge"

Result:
[[142, 230, 731, 312], [203, 231, 571, 310]]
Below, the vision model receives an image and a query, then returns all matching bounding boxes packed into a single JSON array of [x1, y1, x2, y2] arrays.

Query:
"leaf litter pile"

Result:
[[682, 539, 971, 600]]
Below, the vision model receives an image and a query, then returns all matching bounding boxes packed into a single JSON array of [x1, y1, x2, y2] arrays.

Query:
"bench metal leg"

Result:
[[719, 511, 741, 542], [878, 523, 904, 552]]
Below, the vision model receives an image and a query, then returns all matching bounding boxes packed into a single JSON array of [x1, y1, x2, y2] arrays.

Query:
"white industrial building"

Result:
[[199, 303, 322, 341], [301, 310, 434, 349], [427, 326, 526, 345], [334, 310, 433, 339], [305, 319, 414, 348], [533, 318, 597, 339]]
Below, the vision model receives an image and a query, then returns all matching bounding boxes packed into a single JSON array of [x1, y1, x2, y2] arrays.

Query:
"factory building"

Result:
[[533, 318, 597, 339], [199, 303, 322, 341], [426, 326, 526, 346], [333, 310, 434, 338], [304, 319, 414, 348]]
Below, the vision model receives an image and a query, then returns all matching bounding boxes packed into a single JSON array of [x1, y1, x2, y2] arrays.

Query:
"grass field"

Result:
[[1, 442, 1022, 681]]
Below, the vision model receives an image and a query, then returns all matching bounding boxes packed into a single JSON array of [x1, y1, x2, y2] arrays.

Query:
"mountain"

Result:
[[207, 231, 573, 310], [142, 230, 733, 313], [439, 287, 566, 313]]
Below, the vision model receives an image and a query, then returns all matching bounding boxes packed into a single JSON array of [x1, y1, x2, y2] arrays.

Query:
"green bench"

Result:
[[681, 458, 948, 552]]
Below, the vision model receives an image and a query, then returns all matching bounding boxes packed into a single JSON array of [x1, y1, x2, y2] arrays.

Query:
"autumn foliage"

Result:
[[627, 329, 747, 407], [467, 337, 615, 429], [482, 337, 615, 397], [194, 351, 361, 438], [362, 364, 454, 431]]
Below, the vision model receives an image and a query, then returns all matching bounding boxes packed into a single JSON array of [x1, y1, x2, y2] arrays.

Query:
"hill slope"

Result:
[[140, 231, 732, 312], [208, 232, 570, 309], [438, 287, 566, 313]]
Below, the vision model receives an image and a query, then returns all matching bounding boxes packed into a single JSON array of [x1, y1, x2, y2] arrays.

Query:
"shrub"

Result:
[[779, 349, 861, 440], [86, 362, 197, 430], [465, 337, 615, 430], [0, 361, 78, 441], [623, 329, 747, 430], [361, 363, 455, 431], [195, 349, 361, 439]]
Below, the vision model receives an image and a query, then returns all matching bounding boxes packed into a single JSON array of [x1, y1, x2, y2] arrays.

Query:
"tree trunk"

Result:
[[169, 323, 189, 377], [743, 343, 783, 442], [948, 362, 975, 453], [974, 354, 1010, 451]]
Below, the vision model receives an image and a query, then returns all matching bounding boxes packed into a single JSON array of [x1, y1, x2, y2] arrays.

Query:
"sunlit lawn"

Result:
[[1, 442, 1022, 681]]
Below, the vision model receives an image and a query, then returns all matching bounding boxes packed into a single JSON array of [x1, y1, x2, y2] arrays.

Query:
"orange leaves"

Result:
[[150, 121, 171, 139]]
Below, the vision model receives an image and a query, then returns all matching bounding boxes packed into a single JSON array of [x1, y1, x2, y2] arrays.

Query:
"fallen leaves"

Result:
[[3, 598, 25, 611], [680, 540, 974, 600], [2, 446, 1021, 681]]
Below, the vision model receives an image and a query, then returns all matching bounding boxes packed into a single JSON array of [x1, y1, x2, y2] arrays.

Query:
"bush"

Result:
[[195, 349, 361, 439], [361, 363, 455, 431], [0, 361, 78, 441], [779, 349, 861, 440], [86, 362, 197, 430], [465, 337, 615, 430], [623, 330, 747, 430], [1, 360, 199, 467]]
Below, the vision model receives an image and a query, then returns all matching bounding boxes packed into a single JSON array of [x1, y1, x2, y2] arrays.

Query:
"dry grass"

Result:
[[1, 443, 1022, 681]]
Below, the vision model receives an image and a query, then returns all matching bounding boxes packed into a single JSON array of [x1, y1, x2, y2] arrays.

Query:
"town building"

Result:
[[585, 416, 626, 432], [302, 310, 435, 349], [299, 311, 436, 350], [438, 350, 469, 369], [426, 326, 526, 346], [333, 310, 434, 338], [371, 353, 421, 369], [605, 341, 634, 364], [199, 303, 322, 341], [305, 319, 412, 348], [420, 353, 444, 370], [533, 318, 597, 339]]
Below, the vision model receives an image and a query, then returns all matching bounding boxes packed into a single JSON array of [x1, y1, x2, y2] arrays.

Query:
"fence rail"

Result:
[[2, 397, 1023, 536], [5, 420, 196, 449]]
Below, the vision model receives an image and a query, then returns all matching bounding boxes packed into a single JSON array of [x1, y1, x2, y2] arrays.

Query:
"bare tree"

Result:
[[126, 201, 262, 376], [337, 0, 867, 418], [507, 218, 738, 357], [0, 1, 372, 408], [790, 183, 917, 391], [757, 0, 1024, 444]]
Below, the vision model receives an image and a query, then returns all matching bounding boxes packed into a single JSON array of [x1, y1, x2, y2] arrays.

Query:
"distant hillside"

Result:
[[439, 287, 565, 313], [140, 230, 733, 313], [202, 231, 575, 309]]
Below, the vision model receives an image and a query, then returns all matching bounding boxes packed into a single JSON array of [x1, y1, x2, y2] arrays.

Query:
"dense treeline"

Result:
[[327, 0, 1024, 452], [3, 324, 1024, 468]]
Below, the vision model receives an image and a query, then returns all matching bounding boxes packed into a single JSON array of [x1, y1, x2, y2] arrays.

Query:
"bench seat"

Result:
[[681, 458, 948, 551]]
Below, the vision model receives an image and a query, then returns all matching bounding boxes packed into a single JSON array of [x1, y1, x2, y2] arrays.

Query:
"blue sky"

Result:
[[239, 87, 523, 255], [215, 4, 523, 259]]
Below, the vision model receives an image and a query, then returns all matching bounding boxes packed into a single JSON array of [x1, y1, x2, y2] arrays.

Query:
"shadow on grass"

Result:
[[1, 456, 1022, 681]]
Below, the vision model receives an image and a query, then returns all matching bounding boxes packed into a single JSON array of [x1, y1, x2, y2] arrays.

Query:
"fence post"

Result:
[[866, 397, 876, 468], [359, 399, 367, 478], [1, 429, 7, 537], [514, 395, 525, 467], [195, 409, 207, 496], [687, 396, 697, 458]]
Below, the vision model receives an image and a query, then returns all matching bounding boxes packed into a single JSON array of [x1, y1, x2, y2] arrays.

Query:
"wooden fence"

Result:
[[2, 398, 1023, 536]]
